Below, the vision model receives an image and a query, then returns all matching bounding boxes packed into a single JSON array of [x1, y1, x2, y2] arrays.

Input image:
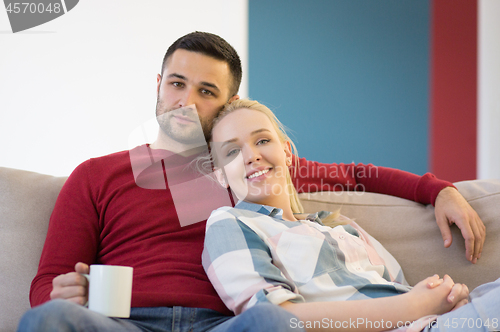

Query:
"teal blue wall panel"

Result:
[[248, 0, 430, 175]]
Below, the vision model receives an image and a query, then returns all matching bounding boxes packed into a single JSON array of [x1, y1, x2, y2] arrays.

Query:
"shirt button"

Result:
[[339, 235, 345, 240]]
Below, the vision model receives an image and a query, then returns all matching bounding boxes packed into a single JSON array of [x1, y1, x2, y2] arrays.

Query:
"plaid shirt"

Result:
[[202, 201, 411, 315]]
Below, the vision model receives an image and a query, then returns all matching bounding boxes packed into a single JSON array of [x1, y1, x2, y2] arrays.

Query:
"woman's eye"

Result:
[[226, 149, 239, 157], [257, 139, 270, 145]]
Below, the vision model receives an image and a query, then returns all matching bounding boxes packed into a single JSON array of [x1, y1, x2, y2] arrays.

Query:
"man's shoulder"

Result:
[[69, 145, 146, 182], [83, 144, 152, 168], [90, 146, 138, 163]]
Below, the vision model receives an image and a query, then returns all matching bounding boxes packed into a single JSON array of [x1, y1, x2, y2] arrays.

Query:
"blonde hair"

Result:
[[203, 99, 344, 226]]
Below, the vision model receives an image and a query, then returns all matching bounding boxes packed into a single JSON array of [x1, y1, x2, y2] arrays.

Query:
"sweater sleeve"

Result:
[[29, 160, 100, 307], [291, 158, 454, 206]]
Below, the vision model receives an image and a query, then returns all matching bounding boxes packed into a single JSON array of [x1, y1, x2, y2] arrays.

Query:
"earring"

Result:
[[286, 157, 292, 166], [220, 178, 228, 188]]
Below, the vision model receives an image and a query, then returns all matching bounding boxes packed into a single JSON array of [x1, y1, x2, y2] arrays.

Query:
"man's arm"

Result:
[[30, 160, 99, 307], [291, 158, 451, 205], [291, 158, 485, 263]]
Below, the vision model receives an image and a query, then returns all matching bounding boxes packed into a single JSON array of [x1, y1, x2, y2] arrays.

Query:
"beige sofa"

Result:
[[1, 166, 499, 332]]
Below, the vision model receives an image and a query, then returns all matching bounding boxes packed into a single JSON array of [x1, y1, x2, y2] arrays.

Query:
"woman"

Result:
[[201, 99, 499, 331]]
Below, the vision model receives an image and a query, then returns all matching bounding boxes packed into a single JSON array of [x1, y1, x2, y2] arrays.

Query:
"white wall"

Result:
[[0, 0, 248, 176], [478, 0, 500, 179]]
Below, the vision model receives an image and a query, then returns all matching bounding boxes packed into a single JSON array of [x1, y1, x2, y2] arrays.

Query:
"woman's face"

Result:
[[211, 108, 292, 206]]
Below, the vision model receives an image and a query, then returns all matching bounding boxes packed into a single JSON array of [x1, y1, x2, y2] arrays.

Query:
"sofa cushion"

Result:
[[299, 179, 500, 290], [0, 167, 67, 332]]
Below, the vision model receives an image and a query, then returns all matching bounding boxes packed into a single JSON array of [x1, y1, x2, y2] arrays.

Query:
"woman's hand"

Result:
[[425, 274, 469, 311], [410, 275, 469, 317]]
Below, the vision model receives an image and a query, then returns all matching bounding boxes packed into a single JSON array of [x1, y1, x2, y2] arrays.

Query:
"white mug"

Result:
[[83, 265, 133, 318]]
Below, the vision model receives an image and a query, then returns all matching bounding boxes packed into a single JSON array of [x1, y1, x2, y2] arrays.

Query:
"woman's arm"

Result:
[[203, 209, 304, 314], [280, 275, 469, 332], [203, 210, 469, 331]]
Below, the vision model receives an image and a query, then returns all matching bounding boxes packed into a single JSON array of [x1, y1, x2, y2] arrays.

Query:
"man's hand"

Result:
[[50, 262, 89, 305], [435, 187, 486, 264]]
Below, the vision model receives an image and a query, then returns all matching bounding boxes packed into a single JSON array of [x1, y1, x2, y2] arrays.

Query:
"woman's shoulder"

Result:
[[207, 205, 267, 228], [206, 206, 242, 228]]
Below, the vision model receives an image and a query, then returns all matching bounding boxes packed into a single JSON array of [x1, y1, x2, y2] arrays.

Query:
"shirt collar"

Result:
[[234, 200, 284, 220], [234, 200, 333, 225]]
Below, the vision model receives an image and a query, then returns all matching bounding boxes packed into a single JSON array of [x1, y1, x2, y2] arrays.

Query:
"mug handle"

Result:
[[82, 273, 90, 308]]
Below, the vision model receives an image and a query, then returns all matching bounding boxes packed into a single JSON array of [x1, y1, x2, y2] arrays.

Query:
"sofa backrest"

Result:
[[0, 167, 67, 332], [299, 179, 500, 290]]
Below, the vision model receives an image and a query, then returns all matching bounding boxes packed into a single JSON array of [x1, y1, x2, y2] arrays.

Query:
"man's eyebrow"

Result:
[[166, 73, 221, 93], [219, 128, 271, 148], [167, 73, 187, 80], [200, 81, 221, 92]]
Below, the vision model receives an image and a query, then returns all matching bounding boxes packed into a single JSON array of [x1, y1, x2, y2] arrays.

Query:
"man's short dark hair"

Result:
[[161, 31, 242, 98]]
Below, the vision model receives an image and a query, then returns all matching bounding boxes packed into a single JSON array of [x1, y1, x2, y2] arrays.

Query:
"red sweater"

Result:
[[30, 145, 452, 315]]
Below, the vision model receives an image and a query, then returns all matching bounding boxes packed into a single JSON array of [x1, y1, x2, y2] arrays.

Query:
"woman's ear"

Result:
[[214, 168, 229, 188], [284, 141, 293, 166]]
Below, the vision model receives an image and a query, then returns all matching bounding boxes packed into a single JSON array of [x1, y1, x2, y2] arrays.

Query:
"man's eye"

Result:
[[172, 82, 184, 88], [201, 89, 214, 96]]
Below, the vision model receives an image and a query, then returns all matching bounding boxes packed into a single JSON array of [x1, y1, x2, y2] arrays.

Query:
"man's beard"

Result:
[[155, 99, 212, 145]]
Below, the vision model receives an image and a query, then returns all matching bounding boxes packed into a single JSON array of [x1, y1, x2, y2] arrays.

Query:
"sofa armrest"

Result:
[[299, 179, 500, 290], [0, 167, 67, 332]]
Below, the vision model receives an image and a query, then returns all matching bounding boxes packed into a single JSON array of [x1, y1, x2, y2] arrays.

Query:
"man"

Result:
[[18, 31, 484, 332]]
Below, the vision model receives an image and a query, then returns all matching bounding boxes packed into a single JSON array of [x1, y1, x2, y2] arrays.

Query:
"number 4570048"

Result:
[[6, 2, 62, 14]]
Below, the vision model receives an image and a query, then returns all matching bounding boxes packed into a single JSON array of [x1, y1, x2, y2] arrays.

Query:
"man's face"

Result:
[[155, 49, 237, 145]]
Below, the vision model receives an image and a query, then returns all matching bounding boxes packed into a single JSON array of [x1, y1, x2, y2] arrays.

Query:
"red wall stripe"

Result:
[[430, 0, 477, 182]]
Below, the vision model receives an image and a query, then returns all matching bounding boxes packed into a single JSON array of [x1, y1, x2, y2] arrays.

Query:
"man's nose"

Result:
[[179, 88, 196, 108]]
